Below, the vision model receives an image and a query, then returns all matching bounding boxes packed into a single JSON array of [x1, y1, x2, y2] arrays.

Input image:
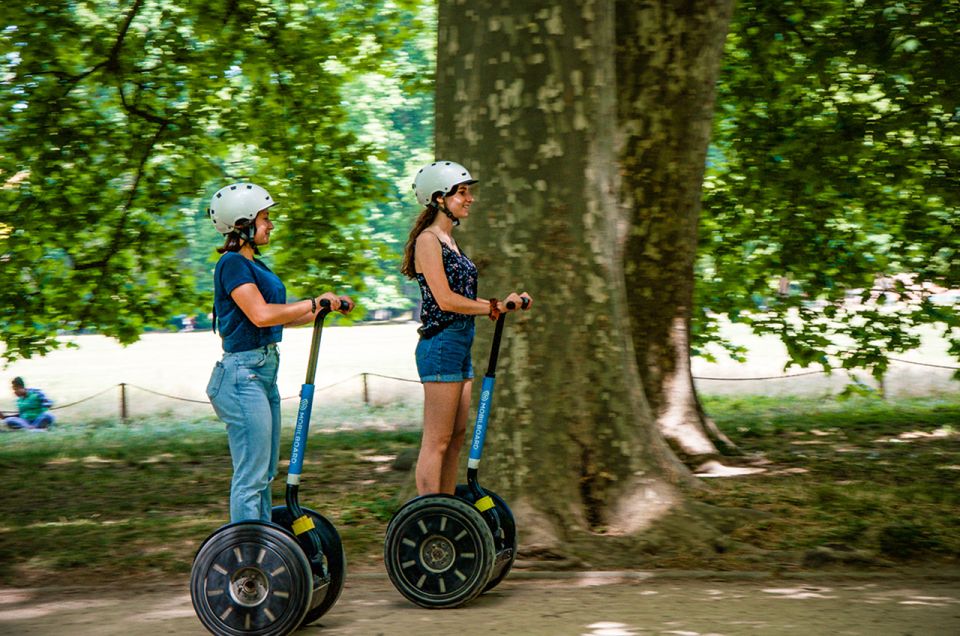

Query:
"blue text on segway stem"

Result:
[[469, 376, 496, 463], [288, 383, 314, 482]]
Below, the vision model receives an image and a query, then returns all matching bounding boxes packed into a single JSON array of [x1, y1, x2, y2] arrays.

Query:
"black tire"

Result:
[[384, 494, 495, 608], [455, 485, 518, 592], [271, 505, 346, 625], [190, 521, 312, 636]]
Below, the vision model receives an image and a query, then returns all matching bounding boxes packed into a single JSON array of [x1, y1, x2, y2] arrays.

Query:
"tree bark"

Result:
[[617, 0, 738, 463], [436, 0, 693, 548]]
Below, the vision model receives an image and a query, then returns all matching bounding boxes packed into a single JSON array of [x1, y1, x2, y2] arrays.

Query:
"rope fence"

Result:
[[8, 356, 955, 423]]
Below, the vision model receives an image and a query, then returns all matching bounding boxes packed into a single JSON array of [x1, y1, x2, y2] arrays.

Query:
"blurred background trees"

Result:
[[1, 0, 957, 390]]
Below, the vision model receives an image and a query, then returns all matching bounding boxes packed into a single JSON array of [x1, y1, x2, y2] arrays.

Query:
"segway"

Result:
[[384, 297, 529, 608], [191, 299, 348, 635]]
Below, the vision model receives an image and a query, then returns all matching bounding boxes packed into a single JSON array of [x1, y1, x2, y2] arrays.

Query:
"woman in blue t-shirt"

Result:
[[401, 161, 532, 496], [205, 182, 354, 523]]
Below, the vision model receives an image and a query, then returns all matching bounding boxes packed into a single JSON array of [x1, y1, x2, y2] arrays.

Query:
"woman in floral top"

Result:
[[401, 161, 532, 495]]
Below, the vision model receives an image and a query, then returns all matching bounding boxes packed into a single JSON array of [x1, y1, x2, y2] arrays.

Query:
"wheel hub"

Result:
[[229, 566, 269, 607], [420, 535, 455, 572]]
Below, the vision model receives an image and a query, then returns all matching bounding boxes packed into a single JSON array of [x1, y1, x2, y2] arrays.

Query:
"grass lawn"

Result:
[[0, 396, 957, 586]]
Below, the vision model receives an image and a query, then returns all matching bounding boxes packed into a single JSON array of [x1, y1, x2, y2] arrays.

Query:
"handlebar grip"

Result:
[[319, 299, 350, 311], [505, 297, 531, 311]]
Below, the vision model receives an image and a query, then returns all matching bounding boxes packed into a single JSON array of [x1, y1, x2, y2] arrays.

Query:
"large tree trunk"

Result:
[[436, 0, 693, 550], [617, 0, 738, 464]]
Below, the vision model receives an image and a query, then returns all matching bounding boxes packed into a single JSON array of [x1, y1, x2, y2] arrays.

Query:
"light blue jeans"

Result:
[[206, 344, 282, 523], [4, 413, 55, 430]]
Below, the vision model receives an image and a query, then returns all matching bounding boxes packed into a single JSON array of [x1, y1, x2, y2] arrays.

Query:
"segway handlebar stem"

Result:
[[467, 296, 529, 474], [288, 298, 347, 485]]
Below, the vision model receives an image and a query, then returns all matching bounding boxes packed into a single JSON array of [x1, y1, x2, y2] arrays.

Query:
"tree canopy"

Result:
[[0, 0, 432, 362], [699, 0, 960, 380]]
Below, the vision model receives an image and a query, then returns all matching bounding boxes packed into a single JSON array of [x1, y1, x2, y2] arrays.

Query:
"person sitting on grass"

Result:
[[2, 377, 55, 430]]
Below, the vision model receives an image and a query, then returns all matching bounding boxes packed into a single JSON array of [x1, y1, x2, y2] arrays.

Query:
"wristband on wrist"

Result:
[[310, 297, 317, 313], [488, 297, 501, 321]]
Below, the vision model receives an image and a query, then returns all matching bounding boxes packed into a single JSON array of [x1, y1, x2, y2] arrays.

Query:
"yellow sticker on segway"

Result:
[[474, 496, 495, 512], [292, 515, 315, 536]]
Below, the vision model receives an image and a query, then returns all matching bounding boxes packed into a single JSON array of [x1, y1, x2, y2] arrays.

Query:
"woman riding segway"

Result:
[[384, 161, 533, 608], [191, 182, 353, 635], [401, 161, 531, 497]]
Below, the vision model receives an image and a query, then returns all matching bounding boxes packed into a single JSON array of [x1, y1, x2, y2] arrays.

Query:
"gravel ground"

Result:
[[2, 571, 959, 636]]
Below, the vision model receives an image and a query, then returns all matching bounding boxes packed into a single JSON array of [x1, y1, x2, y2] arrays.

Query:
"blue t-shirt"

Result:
[[214, 252, 286, 353]]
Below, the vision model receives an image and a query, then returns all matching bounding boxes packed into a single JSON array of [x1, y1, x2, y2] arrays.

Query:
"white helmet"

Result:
[[412, 161, 477, 207], [208, 183, 276, 234]]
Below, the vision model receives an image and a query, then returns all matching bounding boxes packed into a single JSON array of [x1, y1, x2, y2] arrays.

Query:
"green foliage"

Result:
[[0, 0, 432, 361], [338, 1, 436, 315], [699, 0, 960, 375]]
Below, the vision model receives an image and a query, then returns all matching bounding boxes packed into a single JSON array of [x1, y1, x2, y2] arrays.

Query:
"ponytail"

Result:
[[400, 206, 440, 278]]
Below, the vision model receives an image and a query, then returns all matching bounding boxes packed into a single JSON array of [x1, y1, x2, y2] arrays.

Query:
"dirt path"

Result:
[[2, 572, 958, 636]]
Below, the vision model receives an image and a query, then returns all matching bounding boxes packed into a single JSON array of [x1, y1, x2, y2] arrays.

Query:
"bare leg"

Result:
[[438, 380, 472, 494], [417, 381, 466, 495]]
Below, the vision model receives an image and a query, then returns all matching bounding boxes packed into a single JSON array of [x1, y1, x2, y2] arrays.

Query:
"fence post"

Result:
[[362, 373, 369, 405], [119, 383, 128, 423]]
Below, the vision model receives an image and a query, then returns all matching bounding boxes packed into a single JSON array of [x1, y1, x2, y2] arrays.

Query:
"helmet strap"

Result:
[[434, 199, 460, 227], [239, 224, 260, 255], [443, 208, 460, 227]]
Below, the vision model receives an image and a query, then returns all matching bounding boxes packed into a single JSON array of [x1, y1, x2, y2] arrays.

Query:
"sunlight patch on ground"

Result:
[[899, 595, 959, 607], [874, 426, 957, 443], [768, 467, 809, 475], [582, 622, 639, 636], [81, 455, 121, 466], [360, 454, 395, 463], [44, 457, 77, 466], [0, 589, 31, 605], [574, 572, 653, 587], [139, 453, 177, 464], [694, 460, 766, 478], [22, 518, 133, 529], [762, 586, 837, 600]]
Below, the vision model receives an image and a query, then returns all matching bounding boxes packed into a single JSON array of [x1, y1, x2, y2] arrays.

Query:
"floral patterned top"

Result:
[[415, 237, 478, 338]]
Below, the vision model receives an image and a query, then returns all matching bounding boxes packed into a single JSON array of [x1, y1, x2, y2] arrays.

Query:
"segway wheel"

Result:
[[271, 505, 346, 625], [384, 494, 495, 608], [455, 485, 518, 593], [191, 521, 312, 636]]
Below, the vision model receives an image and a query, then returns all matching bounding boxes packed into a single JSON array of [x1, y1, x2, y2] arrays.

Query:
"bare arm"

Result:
[[230, 283, 314, 327]]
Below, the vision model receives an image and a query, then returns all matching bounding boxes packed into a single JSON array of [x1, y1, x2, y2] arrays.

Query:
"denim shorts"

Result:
[[415, 319, 475, 383]]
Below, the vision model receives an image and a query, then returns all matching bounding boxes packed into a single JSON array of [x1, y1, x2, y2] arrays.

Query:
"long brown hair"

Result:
[[400, 206, 439, 278], [216, 218, 254, 254]]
